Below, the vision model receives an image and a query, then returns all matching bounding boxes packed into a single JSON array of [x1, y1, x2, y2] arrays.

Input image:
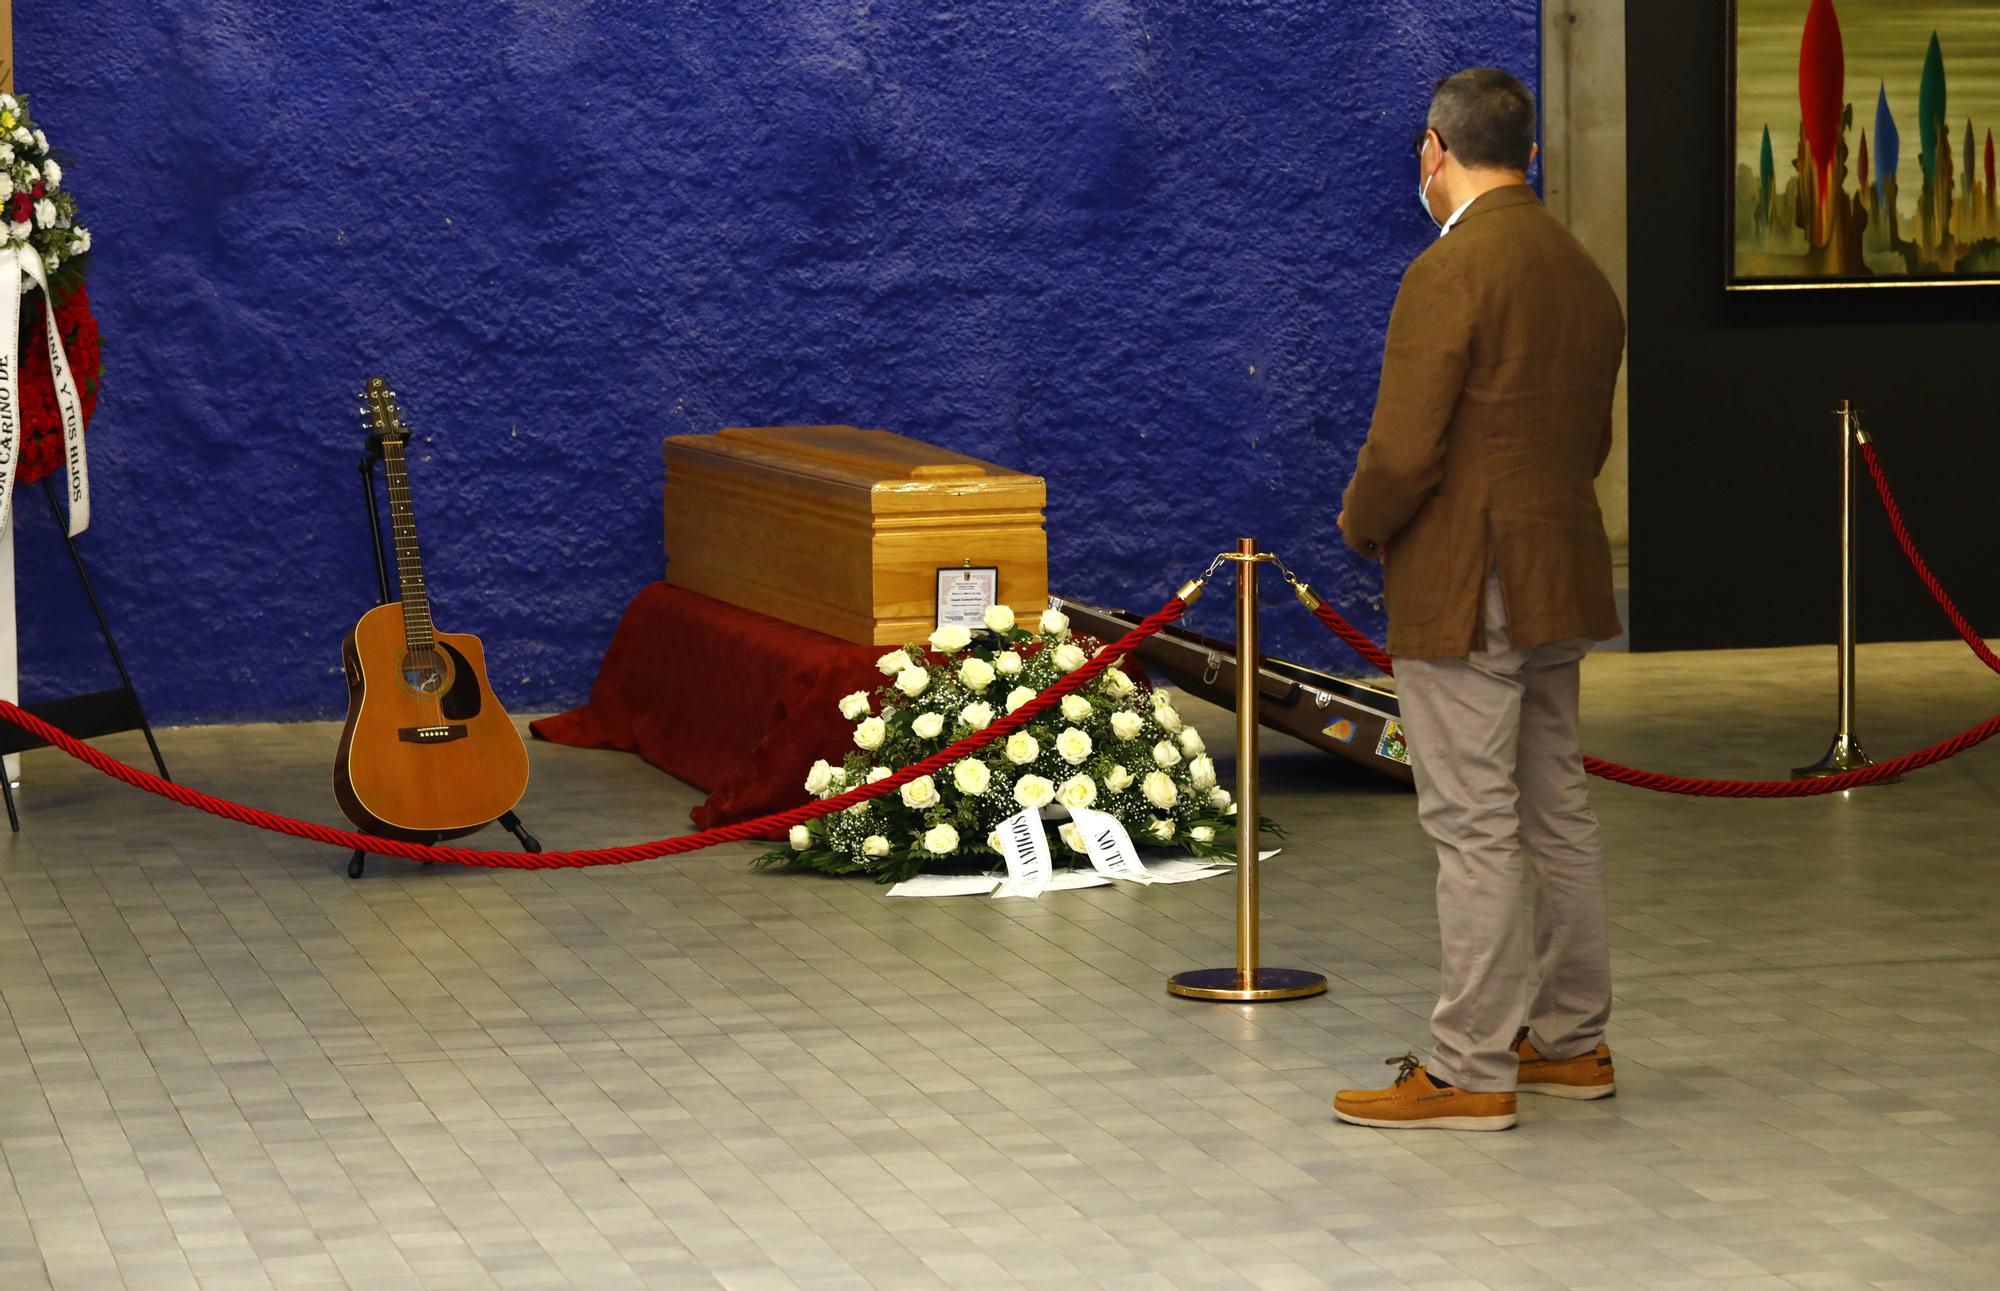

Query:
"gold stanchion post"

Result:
[[1168, 538, 1327, 1002], [1794, 401, 1895, 783]]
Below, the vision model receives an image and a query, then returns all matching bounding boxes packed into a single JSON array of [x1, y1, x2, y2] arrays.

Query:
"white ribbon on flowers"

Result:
[[0, 244, 89, 539], [992, 807, 1053, 899], [1065, 805, 1151, 883]]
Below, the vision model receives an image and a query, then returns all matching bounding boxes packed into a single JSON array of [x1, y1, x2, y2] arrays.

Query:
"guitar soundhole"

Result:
[[400, 647, 454, 696]]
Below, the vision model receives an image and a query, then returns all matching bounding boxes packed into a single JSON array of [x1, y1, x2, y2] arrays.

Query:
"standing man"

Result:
[[1332, 68, 1625, 1131]]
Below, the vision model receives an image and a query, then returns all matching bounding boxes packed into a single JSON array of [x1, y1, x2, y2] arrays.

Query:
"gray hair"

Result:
[[1427, 68, 1537, 172]]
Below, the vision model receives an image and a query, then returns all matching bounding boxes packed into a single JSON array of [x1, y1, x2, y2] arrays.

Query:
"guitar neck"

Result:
[[379, 440, 435, 647]]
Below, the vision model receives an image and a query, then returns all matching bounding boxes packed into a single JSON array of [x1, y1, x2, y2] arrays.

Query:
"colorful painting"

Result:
[[1731, 0, 2000, 287]]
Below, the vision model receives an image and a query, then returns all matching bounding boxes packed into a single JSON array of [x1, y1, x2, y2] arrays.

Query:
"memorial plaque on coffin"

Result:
[[662, 426, 1049, 646]]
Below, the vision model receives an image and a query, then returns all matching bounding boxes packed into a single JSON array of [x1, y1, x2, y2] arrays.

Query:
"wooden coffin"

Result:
[[663, 426, 1049, 646]]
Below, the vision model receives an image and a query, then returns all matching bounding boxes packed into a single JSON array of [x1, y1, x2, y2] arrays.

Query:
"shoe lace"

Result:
[[1386, 1053, 1422, 1085]]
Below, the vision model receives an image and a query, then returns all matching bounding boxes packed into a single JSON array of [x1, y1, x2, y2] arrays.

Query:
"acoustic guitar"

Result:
[[333, 378, 529, 840]]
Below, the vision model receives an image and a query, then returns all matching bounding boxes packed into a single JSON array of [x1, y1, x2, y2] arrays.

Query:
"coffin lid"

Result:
[[665, 425, 1039, 493]]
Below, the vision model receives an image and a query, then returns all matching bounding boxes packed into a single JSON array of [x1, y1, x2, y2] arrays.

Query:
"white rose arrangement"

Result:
[[760, 604, 1267, 881]]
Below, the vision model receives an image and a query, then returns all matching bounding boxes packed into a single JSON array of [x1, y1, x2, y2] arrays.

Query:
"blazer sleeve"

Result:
[[1339, 253, 1472, 551]]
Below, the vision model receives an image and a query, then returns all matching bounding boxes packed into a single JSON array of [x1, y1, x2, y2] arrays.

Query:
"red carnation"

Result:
[[8, 193, 28, 223], [16, 281, 102, 487]]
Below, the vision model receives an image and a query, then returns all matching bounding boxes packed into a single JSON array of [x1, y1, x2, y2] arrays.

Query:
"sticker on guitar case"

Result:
[[1375, 719, 1410, 765]]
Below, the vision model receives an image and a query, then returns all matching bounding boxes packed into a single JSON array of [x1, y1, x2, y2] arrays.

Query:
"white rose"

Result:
[[1208, 786, 1232, 809], [803, 759, 841, 795], [911, 712, 945, 740], [958, 656, 996, 692], [1187, 755, 1217, 790], [1149, 818, 1175, 843], [1039, 608, 1071, 637], [960, 701, 995, 731], [929, 624, 972, 654], [867, 766, 893, 783], [1104, 764, 1135, 793], [993, 650, 1024, 675], [1191, 825, 1215, 843], [1056, 727, 1094, 765], [1060, 694, 1092, 722], [838, 691, 871, 720], [900, 775, 940, 810], [1057, 774, 1097, 809], [1004, 731, 1040, 765], [894, 666, 931, 698], [923, 823, 961, 855], [863, 834, 891, 857], [1142, 771, 1179, 810], [984, 603, 1016, 633], [987, 829, 1005, 852], [1101, 667, 1135, 697], [853, 717, 887, 750], [1110, 711, 1144, 741], [789, 825, 812, 851], [1151, 741, 1181, 769], [1155, 705, 1184, 733], [1051, 642, 1088, 673], [1151, 689, 1175, 710], [876, 648, 915, 676], [953, 760, 992, 794], [41, 159, 59, 190], [1013, 774, 1056, 810], [1179, 728, 1206, 756], [1058, 822, 1087, 854], [1005, 685, 1036, 714]]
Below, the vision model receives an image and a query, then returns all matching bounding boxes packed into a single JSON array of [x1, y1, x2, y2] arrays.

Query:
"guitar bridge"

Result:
[[397, 724, 468, 744]]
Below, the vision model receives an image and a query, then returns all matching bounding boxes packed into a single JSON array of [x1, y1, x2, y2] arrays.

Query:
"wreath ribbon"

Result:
[[0, 244, 89, 537]]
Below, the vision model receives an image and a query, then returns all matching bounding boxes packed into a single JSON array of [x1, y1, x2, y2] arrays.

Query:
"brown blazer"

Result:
[[1339, 185, 1625, 659]]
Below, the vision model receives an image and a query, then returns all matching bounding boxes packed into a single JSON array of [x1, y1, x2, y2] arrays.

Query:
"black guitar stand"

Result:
[[0, 480, 171, 831], [345, 436, 541, 878]]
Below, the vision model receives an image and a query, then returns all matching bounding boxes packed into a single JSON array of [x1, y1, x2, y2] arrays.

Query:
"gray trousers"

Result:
[[1396, 573, 1611, 1091]]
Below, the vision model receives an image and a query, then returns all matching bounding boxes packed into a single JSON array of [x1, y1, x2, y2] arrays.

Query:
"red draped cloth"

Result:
[[530, 584, 886, 833]]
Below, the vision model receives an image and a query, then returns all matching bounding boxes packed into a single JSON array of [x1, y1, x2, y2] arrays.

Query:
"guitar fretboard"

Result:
[[380, 440, 435, 650]]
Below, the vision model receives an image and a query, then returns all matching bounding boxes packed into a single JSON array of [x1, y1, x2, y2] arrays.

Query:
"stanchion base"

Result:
[[1167, 967, 1328, 1002], [1792, 734, 1899, 783]]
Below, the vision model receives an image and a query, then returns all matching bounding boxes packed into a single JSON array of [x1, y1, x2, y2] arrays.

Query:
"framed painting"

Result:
[[1729, 0, 2000, 289]]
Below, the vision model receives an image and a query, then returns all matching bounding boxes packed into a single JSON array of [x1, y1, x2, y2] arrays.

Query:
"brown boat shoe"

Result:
[[1333, 1054, 1517, 1131], [1514, 1029, 1617, 1099]]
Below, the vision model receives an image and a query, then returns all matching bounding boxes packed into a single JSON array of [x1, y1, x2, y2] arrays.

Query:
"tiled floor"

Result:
[[1, 638, 1997, 1289]]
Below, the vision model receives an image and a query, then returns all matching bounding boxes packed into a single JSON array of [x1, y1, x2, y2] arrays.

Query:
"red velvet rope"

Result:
[[1302, 442, 1998, 797], [0, 596, 1188, 866]]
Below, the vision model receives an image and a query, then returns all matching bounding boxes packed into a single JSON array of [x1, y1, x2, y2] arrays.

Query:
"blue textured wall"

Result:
[[15, 2, 1537, 724]]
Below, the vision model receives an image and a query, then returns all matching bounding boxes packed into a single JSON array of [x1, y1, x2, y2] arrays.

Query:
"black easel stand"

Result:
[[0, 481, 171, 831], [345, 439, 541, 878]]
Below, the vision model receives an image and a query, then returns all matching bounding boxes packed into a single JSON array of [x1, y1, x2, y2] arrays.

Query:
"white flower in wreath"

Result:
[[1142, 770, 1179, 810], [1179, 728, 1205, 756], [1051, 642, 1088, 673], [1191, 825, 1215, 843], [952, 759, 992, 795], [960, 700, 995, 731], [1013, 774, 1056, 810], [0, 95, 13, 111], [1057, 774, 1097, 809], [1039, 608, 1071, 637], [987, 828, 1005, 851], [0, 175, 13, 203], [958, 656, 996, 692], [911, 712, 945, 740], [1187, 755, 1217, 790], [0, 144, 14, 165], [923, 823, 961, 855], [10, 128, 28, 148], [900, 775, 940, 810], [993, 650, 1024, 676], [867, 766, 893, 784], [1104, 764, 1135, 793], [1058, 822, 1087, 854], [1004, 731, 1039, 765], [929, 624, 972, 654], [894, 665, 931, 698], [1208, 785, 1231, 807], [789, 825, 812, 851], [1110, 711, 1144, 741], [863, 834, 891, 857], [7, 222, 25, 243], [71, 226, 89, 254], [40, 158, 59, 191], [876, 648, 915, 676], [838, 691, 871, 720], [30, 129, 45, 153], [984, 603, 1016, 633], [853, 717, 887, 750], [32, 198, 53, 228], [43, 250, 57, 272], [1154, 704, 1184, 733], [1101, 666, 1135, 698], [1149, 818, 1175, 843], [1004, 685, 1036, 714], [1060, 694, 1092, 723], [803, 759, 842, 795], [1056, 727, 1093, 765], [1151, 741, 1181, 769]]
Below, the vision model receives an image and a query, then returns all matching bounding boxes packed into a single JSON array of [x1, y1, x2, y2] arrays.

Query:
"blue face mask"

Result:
[[1418, 170, 1440, 231]]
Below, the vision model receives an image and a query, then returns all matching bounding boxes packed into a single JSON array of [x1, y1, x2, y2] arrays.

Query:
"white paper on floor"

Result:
[[885, 849, 1281, 898]]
